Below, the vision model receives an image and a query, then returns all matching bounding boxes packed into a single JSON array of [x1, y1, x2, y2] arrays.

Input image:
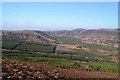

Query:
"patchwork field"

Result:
[[2, 40, 118, 73]]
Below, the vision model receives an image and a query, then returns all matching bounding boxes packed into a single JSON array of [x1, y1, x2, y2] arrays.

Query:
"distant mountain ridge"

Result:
[[44, 29, 85, 36], [44, 28, 118, 37]]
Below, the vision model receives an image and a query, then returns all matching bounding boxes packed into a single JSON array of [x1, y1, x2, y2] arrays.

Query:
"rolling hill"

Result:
[[1, 30, 56, 45], [44, 28, 118, 37], [44, 29, 118, 46]]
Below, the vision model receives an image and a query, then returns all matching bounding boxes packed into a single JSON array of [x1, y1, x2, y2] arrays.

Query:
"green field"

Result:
[[88, 61, 118, 72], [2, 40, 118, 73], [53, 36, 81, 44], [3, 53, 118, 73], [2, 41, 20, 50], [15, 43, 55, 53], [2, 41, 56, 53], [3, 53, 81, 69]]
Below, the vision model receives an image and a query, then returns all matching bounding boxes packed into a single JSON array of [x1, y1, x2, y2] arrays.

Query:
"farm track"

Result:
[[2, 57, 119, 80], [10, 43, 22, 50]]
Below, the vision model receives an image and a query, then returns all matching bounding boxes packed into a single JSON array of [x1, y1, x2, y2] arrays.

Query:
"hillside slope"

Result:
[[44, 29, 118, 46], [1, 30, 56, 45]]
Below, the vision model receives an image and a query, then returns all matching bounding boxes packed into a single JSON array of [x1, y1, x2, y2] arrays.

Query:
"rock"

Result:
[[54, 76, 58, 78], [56, 73, 59, 76]]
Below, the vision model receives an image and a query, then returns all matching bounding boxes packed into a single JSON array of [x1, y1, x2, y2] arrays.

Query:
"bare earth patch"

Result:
[[57, 44, 77, 49], [81, 47, 91, 52], [56, 44, 77, 52]]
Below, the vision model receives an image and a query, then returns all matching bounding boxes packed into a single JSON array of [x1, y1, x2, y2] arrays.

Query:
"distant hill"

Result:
[[44, 29, 85, 36], [1, 29, 118, 45], [44, 29, 118, 45], [1, 30, 56, 45], [44, 29, 118, 38]]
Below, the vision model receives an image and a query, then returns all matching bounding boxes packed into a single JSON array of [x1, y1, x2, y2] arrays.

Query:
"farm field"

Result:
[[2, 41, 55, 53], [3, 53, 118, 73], [2, 40, 118, 78]]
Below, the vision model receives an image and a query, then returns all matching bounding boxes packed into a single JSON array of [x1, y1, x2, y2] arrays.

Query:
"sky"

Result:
[[2, 2, 118, 31]]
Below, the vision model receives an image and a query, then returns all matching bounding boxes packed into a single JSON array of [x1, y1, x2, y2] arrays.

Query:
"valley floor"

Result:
[[2, 57, 118, 80]]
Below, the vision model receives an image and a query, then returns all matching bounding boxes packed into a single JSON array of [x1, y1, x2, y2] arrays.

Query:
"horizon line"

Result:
[[1, 28, 119, 31]]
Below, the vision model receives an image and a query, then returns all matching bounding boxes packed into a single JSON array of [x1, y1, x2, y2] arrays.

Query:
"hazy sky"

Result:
[[2, 2, 118, 31]]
